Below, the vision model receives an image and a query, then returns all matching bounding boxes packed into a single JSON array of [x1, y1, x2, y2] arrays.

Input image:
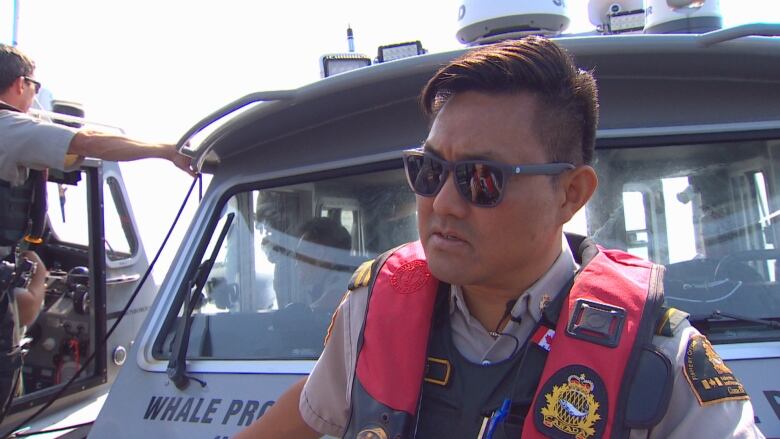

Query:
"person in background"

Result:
[[295, 217, 353, 313], [0, 43, 196, 416]]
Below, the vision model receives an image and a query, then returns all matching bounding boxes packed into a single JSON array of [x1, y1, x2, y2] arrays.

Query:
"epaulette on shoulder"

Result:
[[655, 306, 690, 337], [348, 259, 374, 291]]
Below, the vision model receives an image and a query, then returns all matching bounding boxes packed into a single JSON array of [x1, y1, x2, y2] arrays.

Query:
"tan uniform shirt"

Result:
[[300, 238, 764, 438], [0, 108, 79, 186]]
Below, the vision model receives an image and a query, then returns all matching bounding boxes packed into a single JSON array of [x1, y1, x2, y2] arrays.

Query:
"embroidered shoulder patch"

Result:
[[534, 365, 607, 439], [683, 335, 749, 406]]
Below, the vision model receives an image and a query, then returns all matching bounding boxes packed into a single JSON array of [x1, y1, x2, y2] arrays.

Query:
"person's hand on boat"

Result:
[[163, 143, 198, 177]]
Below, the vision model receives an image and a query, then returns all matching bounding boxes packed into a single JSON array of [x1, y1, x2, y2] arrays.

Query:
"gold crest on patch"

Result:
[[356, 427, 387, 439], [540, 374, 602, 439], [702, 338, 732, 374]]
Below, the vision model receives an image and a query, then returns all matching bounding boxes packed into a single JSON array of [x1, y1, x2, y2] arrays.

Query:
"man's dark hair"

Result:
[[420, 36, 598, 165], [299, 217, 352, 251], [0, 44, 35, 93]]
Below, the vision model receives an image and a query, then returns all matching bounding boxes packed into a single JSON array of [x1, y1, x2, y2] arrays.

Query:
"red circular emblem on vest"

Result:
[[390, 260, 431, 294]]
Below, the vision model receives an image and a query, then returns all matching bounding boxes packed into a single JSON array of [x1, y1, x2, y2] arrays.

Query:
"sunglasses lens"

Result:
[[404, 153, 445, 196], [454, 162, 504, 207]]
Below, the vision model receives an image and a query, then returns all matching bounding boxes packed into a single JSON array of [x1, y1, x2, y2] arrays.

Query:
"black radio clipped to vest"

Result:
[[566, 299, 627, 348]]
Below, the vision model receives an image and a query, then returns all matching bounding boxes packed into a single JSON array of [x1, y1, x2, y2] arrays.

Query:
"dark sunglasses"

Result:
[[23, 76, 41, 94], [402, 147, 574, 207]]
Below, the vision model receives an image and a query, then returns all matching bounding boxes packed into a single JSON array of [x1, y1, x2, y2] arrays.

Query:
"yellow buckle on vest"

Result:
[[23, 235, 43, 245], [424, 357, 451, 386]]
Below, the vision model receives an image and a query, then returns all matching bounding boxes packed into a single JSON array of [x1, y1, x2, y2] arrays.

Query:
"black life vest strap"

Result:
[[615, 264, 672, 434], [0, 177, 36, 247], [0, 100, 49, 247], [416, 293, 554, 438], [24, 169, 48, 247]]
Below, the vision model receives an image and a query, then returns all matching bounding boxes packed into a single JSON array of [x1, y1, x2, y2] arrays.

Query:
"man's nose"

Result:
[[432, 173, 469, 218]]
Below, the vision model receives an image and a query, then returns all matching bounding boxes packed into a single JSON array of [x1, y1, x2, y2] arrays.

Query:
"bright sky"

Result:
[[1, 0, 779, 281]]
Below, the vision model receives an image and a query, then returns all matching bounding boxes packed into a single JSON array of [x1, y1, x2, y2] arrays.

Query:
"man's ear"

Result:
[[11, 76, 25, 95], [558, 165, 598, 224]]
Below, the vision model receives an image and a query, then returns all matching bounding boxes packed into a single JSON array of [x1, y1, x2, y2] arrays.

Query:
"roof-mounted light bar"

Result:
[[320, 53, 372, 78], [376, 41, 426, 63]]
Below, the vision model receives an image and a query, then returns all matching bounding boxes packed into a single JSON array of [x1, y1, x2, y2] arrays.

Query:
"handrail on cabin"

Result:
[[698, 22, 780, 47], [175, 90, 297, 167]]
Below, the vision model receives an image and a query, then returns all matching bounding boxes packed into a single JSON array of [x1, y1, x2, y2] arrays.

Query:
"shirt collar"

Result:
[[449, 233, 577, 324]]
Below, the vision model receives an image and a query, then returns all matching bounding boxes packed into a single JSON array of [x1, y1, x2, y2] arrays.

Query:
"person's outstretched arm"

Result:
[[233, 378, 321, 439], [69, 130, 196, 176]]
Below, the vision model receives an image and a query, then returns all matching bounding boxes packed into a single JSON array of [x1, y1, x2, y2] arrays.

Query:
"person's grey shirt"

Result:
[[1, 108, 79, 186]]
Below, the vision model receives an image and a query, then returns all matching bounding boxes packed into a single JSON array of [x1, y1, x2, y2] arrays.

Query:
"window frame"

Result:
[[102, 173, 141, 267], [144, 126, 780, 372], [150, 159, 402, 364], [9, 164, 108, 416]]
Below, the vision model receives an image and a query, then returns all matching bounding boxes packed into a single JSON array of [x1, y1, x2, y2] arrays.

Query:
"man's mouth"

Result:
[[439, 233, 463, 240], [431, 230, 468, 244]]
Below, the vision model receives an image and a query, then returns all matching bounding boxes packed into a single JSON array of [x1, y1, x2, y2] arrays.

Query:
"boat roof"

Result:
[[180, 25, 780, 173]]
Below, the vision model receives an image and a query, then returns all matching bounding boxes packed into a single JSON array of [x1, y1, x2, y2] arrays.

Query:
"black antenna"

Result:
[[347, 24, 355, 52]]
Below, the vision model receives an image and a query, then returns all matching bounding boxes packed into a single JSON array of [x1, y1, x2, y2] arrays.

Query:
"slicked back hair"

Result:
[[420, 36, 598, 165], [0, 44, 35, 93]]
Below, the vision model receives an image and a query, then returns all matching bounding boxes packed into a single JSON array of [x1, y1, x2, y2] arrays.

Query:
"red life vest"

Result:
[[343, 239, 666, 439]]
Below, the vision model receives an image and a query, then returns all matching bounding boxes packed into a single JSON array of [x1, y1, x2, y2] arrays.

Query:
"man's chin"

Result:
[[426, 257, 474, 286]]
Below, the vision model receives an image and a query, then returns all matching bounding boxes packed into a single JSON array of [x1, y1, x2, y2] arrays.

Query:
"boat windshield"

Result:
[[588, 139, 780, 344], [156, 137, 780, 361]]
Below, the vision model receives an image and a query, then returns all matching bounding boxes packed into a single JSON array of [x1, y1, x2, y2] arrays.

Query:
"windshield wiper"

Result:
[[694, 309, 780, 330], [167, 213, 235, 390]]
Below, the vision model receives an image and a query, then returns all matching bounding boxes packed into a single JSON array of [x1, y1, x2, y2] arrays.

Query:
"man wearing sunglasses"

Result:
[[0, 44, 196, 416], [0, 43, 196, 315], [238, 37, 762, 439], [0, 44, 195, 180]]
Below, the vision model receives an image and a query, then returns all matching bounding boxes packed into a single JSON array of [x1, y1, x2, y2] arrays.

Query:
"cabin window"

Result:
[[46, 174, 138, 261], [661, 176, 697, 264], [155, 168, 418, 360], [157, 138, 780, 362], [46, 177, 89, 248], [622, 190, 651, 260], [590, 139, 780, 343]]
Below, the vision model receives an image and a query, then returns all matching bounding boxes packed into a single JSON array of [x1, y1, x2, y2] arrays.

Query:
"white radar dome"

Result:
[[456, 0, 570, 45], [644, 0, 722, 34]]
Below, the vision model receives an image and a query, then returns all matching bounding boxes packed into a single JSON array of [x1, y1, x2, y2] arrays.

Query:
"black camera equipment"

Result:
[[0, 256, 38, 423]]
